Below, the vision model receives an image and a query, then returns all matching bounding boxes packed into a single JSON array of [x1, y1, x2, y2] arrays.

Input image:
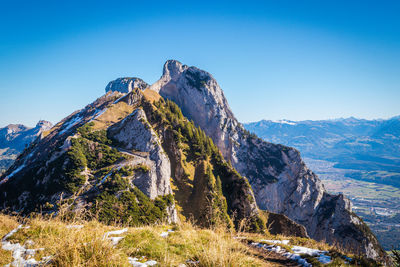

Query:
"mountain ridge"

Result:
[[0, 60, 388, 263], [150, 59, 387, 261]]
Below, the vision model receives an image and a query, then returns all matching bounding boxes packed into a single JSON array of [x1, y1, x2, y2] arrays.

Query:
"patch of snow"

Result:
[[251, 242, 311, 267], [59, 115, 83, 135], [103, 228, 128, 246], [1, 225, 50, 266], [318, 254, 332, 264], [143, 260, 157, 266], [160, 229, 174, 237], [261, 239, 290, 245], [6, 164, 26, 179], [109, 236, 125, 246], [292, 245, 324, 256], [89, 108, 107, 122], [128, 257, 158, 266], [160, 232, 169, 238], [1, 162, 29, 184], [103, 228, 128, 238], [271, 119, 297, 125], [253, 242, 333, 266], [113, 95, 126, 104]]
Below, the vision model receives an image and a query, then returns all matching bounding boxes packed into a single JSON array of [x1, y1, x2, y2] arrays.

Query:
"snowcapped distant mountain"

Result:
[[244, 116, 400, 187]]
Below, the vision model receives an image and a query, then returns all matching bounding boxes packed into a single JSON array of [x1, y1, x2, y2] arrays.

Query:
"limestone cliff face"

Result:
[[106, 77, 149, 93], [150, 60, 386, 260], [108, 108, 172, 200]]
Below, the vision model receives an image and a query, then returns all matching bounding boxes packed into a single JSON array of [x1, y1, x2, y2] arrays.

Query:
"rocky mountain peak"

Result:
[[162, 60, 188, 79], [35, 120, 53, 130], [105, 77, 149, 94], [149, 60, 387, 261]]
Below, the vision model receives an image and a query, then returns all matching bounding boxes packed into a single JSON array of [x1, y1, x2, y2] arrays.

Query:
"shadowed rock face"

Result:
[[150, 60, 387, 261], [265, 212, 308, 238]]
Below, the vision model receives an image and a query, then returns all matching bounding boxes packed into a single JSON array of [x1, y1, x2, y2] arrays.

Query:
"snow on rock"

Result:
[[109, 236, 125, 246], [261, 239, 290, 245], [292, 245, 324, 256], [1, 164, 26, 184], [271, 119, 297, 125], [251, 241, 334, 266], [58, 114, 83, 135], [103, 228, 128, 246], [318, 254, 333, 264], [160, 229, 174, 238], [1, 225, 50, 266], [90, 108, 107, 121], [128, 257, 158, 266]]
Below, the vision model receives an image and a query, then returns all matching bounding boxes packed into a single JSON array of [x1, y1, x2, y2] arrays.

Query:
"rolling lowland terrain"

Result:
[[0, 60, 392, 265], [244, 117, 400, 251]]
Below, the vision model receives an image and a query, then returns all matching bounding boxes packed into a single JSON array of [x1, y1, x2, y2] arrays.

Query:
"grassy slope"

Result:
[[0, 213, 266, 266], [0, 213, 383, 266]]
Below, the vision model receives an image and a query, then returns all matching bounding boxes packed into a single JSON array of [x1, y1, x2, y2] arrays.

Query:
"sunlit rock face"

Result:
[[106, 77, 149, 93], [150, 59, 387, 261]]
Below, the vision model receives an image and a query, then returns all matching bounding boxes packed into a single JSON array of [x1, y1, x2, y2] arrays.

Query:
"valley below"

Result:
[[304, 158, 400, 251], [244, 117, 400, 252]]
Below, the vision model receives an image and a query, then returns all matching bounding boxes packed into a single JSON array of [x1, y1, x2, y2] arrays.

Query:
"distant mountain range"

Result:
[[244, 116, 400, 188], [0, 121, 52, 173]]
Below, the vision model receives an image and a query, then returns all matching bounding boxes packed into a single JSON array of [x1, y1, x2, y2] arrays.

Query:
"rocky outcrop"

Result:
[[150, 60, 236, 162], [264, 211, 308, 238], [149, 60, 386, 261], [106, 77, 149, 93], [108, 108, 172, 200]]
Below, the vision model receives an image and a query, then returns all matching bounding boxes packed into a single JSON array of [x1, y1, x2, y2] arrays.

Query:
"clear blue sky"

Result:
[[1, 0, 399, 127]]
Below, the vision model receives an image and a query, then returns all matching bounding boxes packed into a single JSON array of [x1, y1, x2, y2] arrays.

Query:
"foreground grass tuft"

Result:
[[0, 214, 265, 266]]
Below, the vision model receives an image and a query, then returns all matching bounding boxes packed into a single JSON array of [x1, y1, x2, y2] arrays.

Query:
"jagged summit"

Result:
[[105, 77, 149, 93], [0, 85, 265, 232], [162, 60, 188, 78], [148, 60, 387, 261]]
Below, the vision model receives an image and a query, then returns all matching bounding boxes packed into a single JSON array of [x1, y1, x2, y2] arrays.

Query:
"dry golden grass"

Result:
[[143, 89, 161, 103], [92, 101, 135, 130], [0, 213, 267, 266], [0, 214, 20, 265]]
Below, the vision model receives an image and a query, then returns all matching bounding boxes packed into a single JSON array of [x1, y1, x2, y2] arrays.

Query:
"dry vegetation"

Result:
[[0, 214, 20, 265], [0, 213, 268, 266], [91, 101, 135, 130], [0, 211, 371, 266]]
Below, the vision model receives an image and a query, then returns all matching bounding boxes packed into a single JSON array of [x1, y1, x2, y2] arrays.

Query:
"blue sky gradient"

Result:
[[1, 0, 399, 127]]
